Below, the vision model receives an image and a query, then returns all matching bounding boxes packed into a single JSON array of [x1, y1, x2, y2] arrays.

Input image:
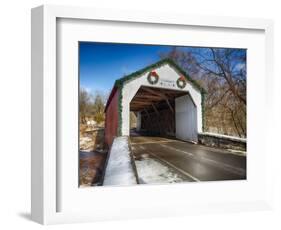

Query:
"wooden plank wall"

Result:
[[141, 108, 175, 136]]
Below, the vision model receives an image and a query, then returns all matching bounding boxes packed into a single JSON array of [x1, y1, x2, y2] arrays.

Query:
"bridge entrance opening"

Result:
[[129, 86, 198, 142]]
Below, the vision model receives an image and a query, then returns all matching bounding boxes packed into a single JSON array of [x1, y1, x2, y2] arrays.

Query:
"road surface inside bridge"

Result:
[[130, 136, 246, 184]]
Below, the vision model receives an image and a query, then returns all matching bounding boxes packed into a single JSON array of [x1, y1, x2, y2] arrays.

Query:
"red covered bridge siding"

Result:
[[104, 59, 206, 147], [104, 87, 119, 147]]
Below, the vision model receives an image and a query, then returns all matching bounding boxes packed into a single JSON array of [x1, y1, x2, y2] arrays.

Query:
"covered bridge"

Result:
[[104, 59, 206, 147]]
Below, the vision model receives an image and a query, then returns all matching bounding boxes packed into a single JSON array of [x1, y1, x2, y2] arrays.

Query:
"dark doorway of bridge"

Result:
[[129, 86, 198, 143]]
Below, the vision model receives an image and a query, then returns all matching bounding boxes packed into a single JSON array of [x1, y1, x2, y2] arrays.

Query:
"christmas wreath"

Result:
[[147, 71, 159, 85], [176, 76, 186, 89]]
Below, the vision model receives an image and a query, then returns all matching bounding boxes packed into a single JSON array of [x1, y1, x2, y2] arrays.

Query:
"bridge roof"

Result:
[[114, 58, 206, 93], [105, 58, 206, 112]]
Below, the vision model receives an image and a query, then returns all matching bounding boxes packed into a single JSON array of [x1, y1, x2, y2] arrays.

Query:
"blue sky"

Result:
[[79, 42, 172, 95], [79, 42, 246, 96]]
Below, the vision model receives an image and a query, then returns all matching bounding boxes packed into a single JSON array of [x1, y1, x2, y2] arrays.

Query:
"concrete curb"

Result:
[[198, 132, 246, 151], [102, 136, 139, 186], [127, 137, 140, 184]]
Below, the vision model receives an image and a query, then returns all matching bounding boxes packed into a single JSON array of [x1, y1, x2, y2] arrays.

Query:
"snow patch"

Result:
[[103, 136, 138, 186], [80, 136, 92, 146], [227, 149, 247, 156], [79, 136, 94, 152], [199, 132, 246, 142], [135, 157, 184, 184]]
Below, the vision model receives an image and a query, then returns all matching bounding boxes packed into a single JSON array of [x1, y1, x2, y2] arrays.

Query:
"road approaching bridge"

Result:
[[130, 136, 246, 183]]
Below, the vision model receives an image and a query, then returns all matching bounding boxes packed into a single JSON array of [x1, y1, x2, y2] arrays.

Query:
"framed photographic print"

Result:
[[31, 5, 274, 225]]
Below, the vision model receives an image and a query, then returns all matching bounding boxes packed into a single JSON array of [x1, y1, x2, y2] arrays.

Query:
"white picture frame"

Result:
[[31, 4, 274, 225]]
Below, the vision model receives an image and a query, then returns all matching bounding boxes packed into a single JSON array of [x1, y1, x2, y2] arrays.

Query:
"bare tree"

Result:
[[79, 88, 108, 125], [79, 88, 92, 124], [92, 92, 106, 124], [160, 47, 247, 137]]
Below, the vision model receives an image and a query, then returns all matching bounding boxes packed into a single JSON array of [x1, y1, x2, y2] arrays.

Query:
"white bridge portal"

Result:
[[175, 94, 198, 142], [105, 59, 205, 146]]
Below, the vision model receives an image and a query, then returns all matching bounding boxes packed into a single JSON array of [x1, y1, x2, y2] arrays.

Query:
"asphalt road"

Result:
[[130, 136, 246, 182]]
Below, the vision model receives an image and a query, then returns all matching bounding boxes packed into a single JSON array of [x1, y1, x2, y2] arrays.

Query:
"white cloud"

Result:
[[235, 63, 246, 71]]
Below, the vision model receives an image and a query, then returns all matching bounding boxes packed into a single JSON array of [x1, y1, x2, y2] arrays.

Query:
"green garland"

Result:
[[176, 77, 187, 89], [112, 58, 207, 136], [201, 92, 206, 132], [147, 71, 159, 85], [117, 85, 123, 136], [114, 58, 206, 94]]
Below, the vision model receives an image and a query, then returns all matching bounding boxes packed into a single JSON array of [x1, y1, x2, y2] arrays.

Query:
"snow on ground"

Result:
[[80, 136, 93, 152], [227, 148, 247, 156], [103, 136, 138, 186], [199, 132, 246, 142], [135, 155, 184, 184]]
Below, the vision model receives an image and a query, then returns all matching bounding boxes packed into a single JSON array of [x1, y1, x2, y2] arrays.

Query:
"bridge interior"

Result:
[[130, 86, 188, 137]]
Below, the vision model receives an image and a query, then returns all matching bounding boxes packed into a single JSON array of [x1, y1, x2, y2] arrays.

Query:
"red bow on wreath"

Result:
[[179, 76, 186, 81], [150, 71, 158, 77], [147, 70, 159, 85]]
